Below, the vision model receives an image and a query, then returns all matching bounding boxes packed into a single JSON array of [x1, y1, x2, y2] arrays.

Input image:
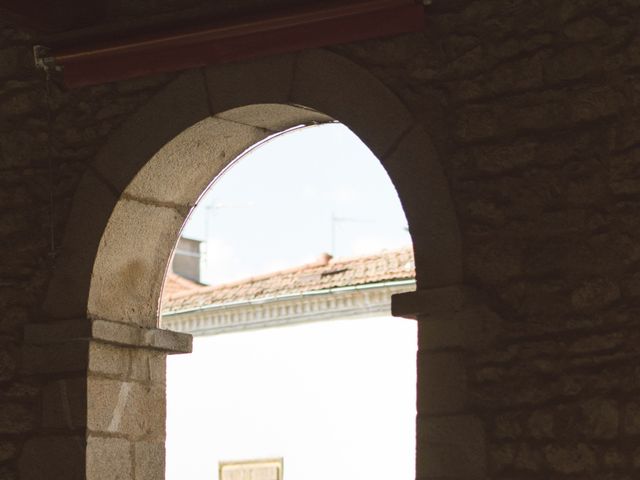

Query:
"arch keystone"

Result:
[[205, 54, 296, 112], [291, 48, 413, 159]]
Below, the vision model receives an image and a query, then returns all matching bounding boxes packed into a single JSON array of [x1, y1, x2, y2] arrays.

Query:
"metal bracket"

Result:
[[33, 45, 61, 72]]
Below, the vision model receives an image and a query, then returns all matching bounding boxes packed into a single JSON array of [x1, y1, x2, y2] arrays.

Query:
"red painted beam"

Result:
[[46, 0, 424, 88]]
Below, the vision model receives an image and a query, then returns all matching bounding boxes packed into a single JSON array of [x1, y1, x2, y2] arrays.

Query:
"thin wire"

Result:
[[44, 68, 56, 258]]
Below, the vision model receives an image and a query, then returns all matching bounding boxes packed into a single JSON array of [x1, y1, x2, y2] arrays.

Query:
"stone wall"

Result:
[[0, 19, 178, 480], [1, 0, 640, 479], [338, 1, 640, 478]]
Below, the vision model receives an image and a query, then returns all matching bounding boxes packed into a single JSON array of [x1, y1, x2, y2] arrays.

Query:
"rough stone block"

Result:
[[0, 465, 16, 479], [86, 436, 132, 480], [22, 342, 89, 375], [88, 377, 165, 440], [90, 319, 191, 354], [0, 126, 47, 169], [43, 171, 117, 319], [610, 149, 640, 196], [419, 315, 468, 351], [563, 16, 608, 41], [0, 89, 40, 117], [42, 377, 86, 429], [581, 398, 618, 440], [18, 435, 85, 480], [91, 319, 142, 346], [603, 447, 625, 470], [0, 440, 16, 462], [215, 103, 334, 132], [0, 46, 30, 79], [392, 285, 478, 319], [418, 306, 502, 351], [129, 350, 165, 384], [0, 305, 28, 336], [453, 104, 501, 142], [569, 86, 624, 124], [24, 320, 91, 345], [134, 441, 164, 480], [123, 116, 270, 208], [570, 278, 620, 312], [623, 401, 640, 435], [142, 327, 192, 354], [543, 45, 597, 83], [0, 381, 39, 401], [291, 49, 413, 159], [383, 126, 462, 288], [0, 403, 35, 434], [88, 199, 183, 327], [416, 414, 486, 478], [205, 54, 295, 112], [91, 69, 210, 196], [543, 443, 596, 475], [527, 410, 553, 439], [0, 345, 15, 382], [417, 351, 467, 415], [89, 342, 130, 378]]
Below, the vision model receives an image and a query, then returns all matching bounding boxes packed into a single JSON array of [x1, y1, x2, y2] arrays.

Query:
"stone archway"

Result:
[[43, 49, 462, 321], [24, 48, 494, 480], [89, 105, 337, 328]]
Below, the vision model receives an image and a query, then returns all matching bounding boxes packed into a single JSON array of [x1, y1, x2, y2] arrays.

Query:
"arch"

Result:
[[92, 105, 337, 326], [33, 47, 478, 480], [44, 48, 462, 323]]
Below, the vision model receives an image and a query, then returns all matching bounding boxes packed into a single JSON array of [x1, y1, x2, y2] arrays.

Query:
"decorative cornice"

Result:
[[161, 279, 416, 335]]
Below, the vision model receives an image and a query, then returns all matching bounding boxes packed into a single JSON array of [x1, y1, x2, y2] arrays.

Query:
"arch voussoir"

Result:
[[290, 49, 414, 161], [204, 54, 296, 113], [92, 70, 211, 196], [383, 124, 462, 288], [214, 103, 335, 132]]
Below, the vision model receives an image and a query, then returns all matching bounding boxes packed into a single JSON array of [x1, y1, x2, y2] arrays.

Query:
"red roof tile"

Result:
[[162, 247, 415, 313], [163, 272, 202, 298]]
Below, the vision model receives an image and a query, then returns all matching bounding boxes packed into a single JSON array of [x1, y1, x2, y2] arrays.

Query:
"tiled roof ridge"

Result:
[[162, 246, 415, 312], [166, 271, 202, 287], [164, 256, 330, 301], [162, 272, 203, 297], [166, 246, 414, 301]]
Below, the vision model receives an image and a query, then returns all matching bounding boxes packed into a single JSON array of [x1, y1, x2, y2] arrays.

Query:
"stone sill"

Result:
[[391, 285, 479, 319], [25, 318, 192, 354]]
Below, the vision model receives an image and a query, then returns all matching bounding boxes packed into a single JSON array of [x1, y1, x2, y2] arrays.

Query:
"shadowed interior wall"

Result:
[[2, 1, 640, 479]]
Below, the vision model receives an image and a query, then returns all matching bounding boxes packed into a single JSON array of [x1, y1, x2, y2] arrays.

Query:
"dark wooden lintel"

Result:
[[41, 0, 424, 88]]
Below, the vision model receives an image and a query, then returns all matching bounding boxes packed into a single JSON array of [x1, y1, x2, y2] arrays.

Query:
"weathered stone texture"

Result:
[[1, 0, 640, 478], [336, 1, 640, 478], [18, 435, 85, 480], [0, 15, 176, 479], [86, 436, 132, 480], [0, 404, 35, 434]]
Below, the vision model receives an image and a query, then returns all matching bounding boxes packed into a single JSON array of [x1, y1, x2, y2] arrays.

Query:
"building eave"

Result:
[[161, 278, 416, 335]]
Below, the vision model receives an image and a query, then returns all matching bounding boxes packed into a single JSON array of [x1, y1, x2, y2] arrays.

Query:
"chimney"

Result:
[[171, 237, 203, 283], [317, 252, 333, 266]]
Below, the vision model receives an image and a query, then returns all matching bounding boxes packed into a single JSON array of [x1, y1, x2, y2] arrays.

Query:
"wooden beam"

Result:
[[43, 0, 424, 88]]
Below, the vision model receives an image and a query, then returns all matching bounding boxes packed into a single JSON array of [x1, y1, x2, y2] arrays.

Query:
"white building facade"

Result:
[[161, 248, 417, 480]]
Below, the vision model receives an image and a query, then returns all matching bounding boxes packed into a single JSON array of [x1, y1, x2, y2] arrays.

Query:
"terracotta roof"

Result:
[[163, 272, 202, 298], [162, 247, 415, 313]]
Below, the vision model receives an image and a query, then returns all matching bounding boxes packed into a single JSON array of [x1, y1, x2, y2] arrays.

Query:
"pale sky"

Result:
[[180, 122, 411, 285], [166, 123, 416, 480]]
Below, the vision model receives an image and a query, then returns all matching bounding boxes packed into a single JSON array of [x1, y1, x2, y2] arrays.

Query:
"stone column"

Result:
[[19, 318, 192, 480], [393, 286, 502, 480]]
